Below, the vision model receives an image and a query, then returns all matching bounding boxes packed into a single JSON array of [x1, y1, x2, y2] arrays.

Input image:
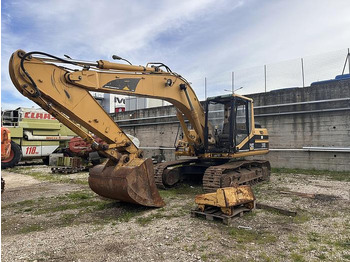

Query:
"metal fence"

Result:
[[123, 48, 350, 110], [204, 48, 350, 98]]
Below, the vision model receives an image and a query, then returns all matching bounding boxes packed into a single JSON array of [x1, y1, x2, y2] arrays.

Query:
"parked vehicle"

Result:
[[1, 107, 76, 167]]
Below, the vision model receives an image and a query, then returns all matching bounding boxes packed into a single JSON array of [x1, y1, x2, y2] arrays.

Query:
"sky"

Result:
[[1, 0, 350, 109]]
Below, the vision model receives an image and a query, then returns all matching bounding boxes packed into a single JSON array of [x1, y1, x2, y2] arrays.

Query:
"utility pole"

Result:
[[342, 48, 350, 75], [301, 58, 305, 87], [204, 77, 207, 100], [231, 71, 234, 93], [348, 48, 350, 74], [264, 65, 267, 93]]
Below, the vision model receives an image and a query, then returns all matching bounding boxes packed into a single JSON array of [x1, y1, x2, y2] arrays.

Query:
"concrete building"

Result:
[[90, 92, 171, 113], [90, 92, 126, 113], [125, 97, 170, 111]]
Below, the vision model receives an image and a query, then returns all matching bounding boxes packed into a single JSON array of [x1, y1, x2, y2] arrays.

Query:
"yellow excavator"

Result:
[[9, 50, 270, 207]]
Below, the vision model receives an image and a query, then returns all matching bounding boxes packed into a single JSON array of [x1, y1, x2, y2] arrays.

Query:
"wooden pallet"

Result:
[[51, 166, 86, 174], [191, 204, 253, 225]]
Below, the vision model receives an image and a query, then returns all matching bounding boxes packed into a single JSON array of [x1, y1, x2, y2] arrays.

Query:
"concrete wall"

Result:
[[112, 79, 350, 171]]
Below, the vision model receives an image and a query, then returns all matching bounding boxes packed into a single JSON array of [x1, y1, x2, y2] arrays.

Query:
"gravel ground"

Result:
[[1, 165, 350, 262]]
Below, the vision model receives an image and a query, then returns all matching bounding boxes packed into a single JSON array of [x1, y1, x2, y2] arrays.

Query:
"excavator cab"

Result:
[[204, 95, 252, 153]]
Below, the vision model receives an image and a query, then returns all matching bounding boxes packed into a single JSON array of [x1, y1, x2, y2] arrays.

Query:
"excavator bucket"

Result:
[[89, 158, 165, 207]]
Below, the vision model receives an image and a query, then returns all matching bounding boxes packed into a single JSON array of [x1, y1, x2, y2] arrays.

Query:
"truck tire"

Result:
[[1, 141, 22, 169], [1, 178, 5, 193]]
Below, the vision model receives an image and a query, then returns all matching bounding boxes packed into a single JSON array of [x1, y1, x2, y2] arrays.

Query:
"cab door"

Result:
[[232, 97, 252, 150]]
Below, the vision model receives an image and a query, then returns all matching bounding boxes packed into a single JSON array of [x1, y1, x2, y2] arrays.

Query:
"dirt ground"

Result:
[[1, 165, 350, 262]]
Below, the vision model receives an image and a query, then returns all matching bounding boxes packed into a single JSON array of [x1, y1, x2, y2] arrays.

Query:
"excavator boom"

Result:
[[8, 50, 206, 207], [8, 50, 173, 207]]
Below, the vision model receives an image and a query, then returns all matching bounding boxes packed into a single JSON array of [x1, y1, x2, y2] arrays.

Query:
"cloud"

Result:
[[2, 0, 350, 109]]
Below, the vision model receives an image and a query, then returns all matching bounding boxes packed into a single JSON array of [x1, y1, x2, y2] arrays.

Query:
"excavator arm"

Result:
[[8, 50, 209, 207]]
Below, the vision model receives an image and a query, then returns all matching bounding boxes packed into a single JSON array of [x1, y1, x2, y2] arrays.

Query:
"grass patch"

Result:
[[118, 211, 140, 222], [272, 168, 350, 181], [229, 227, 277, 244], [136, 207, 187, 226], [315, 253, 327, 260], [290, 253, 305, 262], [66, 191, 93, 200], [33, 200, 106, 215], [307, 232, 321, 242], [159, 184, 203, 199], [293, 212, 310, 224], [9, 167, 88, 185], [117, 205, 148, 222], [334, 238, 350, 249], [343, 254, 350, 260], [259, 252, 274, 262], [59, 213, 77, 226], [3, 199, 35, 209], [288, 235, 299, 243], [18, 224, 44, 234]]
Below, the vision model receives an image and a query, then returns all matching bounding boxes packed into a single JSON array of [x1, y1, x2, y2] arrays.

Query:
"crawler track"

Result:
[[202, 160, 270, 192], [154, 159, 196, 189], [154, 159, 270, 191]]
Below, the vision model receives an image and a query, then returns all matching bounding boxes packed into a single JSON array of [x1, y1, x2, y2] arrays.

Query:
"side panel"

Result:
[[5, 127, 23, 138]]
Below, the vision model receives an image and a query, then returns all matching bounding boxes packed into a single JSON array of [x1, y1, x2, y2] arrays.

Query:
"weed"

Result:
[[259, 252, 273, 262], [201, 254, 208, 261], [33, 200, 104, 215], [229, 228, 277, 244], [136, 216, 154, 226], [117, 209, 144, 222], [272, 168, 350, 182], [9, 168, 88, 185], [301, 244, 317, 253], [59, 213, 76, 226], [334, 238, 350, 249], [293, 213, 310, 224], [288, 235, 299, 243], [241, 210, 257, 221], [307, 232, 321, 242], [343, 254, 350, 260], [135, 208, 186, 226], [290, 253, 305, 262], [19, 224, 44, 234], [315, 253, 327, 260], [183, 244, 197, 252], [159, 184, 203, 199], [66, 191, 93, 200], [8, 199, 35, 208]]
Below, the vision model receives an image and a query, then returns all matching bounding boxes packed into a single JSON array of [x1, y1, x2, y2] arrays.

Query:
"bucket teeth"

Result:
[[89, 158, 165, 207]]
